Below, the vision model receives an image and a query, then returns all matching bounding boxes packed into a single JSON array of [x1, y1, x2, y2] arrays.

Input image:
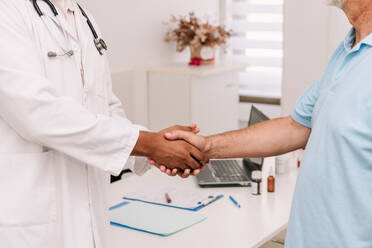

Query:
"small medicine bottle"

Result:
[[251, 171, 262, 195], [267, 167, 275, 193]]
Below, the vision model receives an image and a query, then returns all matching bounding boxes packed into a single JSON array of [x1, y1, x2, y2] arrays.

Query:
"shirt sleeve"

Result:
[[291, 79, 322, 128]]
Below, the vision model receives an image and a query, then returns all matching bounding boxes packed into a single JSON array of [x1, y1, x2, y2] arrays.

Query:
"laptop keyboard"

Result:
[[210, 160, 250, 182]]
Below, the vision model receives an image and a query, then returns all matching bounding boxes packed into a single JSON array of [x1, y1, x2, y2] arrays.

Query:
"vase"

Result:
[[189, 46, 216, 66]]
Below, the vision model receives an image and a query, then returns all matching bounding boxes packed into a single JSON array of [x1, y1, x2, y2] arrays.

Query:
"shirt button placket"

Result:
[[82, 91, 88, 105]]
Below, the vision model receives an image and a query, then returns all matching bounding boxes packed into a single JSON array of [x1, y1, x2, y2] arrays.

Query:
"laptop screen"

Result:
[[246, 106, 270, 164], [248, 105, 270, 127]]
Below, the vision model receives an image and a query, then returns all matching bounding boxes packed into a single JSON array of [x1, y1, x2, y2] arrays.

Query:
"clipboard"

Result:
[[109, 201, 207, 236]]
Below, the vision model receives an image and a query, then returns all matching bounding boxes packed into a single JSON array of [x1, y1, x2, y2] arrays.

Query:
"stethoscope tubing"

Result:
[[31, 0, 107, 55], [32, 0, 58, 16], [77, 4, 98, 39]]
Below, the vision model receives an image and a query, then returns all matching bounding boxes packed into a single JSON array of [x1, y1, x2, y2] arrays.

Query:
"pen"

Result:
[[165, 193, 172, 204], [229, 195, 241, 208], [198, 195, 216, 205]]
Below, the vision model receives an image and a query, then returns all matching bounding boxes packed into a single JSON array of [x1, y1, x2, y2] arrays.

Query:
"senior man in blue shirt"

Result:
[[157, 0, 372, 246]]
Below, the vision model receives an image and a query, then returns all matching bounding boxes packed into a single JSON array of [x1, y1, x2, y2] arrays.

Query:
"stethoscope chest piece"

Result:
[[94, 38, 108, 55]]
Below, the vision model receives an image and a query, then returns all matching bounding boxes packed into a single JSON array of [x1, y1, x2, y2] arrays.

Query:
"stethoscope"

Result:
[[31, 0, 108, 56]]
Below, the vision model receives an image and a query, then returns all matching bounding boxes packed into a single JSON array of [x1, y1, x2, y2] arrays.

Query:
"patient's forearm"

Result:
[[206, 116, 311, 159]]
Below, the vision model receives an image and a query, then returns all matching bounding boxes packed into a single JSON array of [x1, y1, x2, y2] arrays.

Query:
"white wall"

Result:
[[78, 0, 220, 126], [281, 1, 351, 116], [78, 0, 351, 122]]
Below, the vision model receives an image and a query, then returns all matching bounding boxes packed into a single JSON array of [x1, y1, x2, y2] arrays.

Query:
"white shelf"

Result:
[[148, 62, 246, 77], [239, 89, 282, 99]]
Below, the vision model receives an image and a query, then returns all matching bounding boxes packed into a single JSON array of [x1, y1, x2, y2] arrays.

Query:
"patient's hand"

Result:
[[165, 130, 210, 154]]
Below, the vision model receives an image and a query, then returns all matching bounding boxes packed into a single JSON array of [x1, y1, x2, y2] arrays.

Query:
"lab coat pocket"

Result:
[[0, 151, 56, 227]]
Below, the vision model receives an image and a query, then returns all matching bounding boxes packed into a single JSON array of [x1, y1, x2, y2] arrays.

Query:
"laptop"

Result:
[[197, 105, 270, 187]]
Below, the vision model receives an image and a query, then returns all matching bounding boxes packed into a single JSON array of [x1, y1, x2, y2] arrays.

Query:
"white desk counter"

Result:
[[108, 158, 298, 248]]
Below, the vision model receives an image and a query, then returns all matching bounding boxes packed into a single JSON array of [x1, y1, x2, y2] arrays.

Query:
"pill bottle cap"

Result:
[[269, 167, 275, 177], [251, 170, 262, 180]]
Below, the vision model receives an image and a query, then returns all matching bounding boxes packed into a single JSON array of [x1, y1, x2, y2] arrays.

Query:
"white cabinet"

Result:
[[147, 63, 244, 136]]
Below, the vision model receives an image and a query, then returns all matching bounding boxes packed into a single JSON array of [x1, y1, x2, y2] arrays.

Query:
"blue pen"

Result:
[[229, 196, 241, 208]]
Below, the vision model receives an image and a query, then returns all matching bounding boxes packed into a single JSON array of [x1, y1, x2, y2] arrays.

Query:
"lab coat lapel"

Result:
[[74, 8, 109, 114], [75, 8, 92, 87]]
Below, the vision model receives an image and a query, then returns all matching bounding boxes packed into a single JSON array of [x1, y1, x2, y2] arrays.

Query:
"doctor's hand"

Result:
[[133, 125, 207, 172], [151, 130, 211, 178]]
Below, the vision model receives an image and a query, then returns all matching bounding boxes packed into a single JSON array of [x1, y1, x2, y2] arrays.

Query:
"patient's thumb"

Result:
[[164, 132, 176, 140]]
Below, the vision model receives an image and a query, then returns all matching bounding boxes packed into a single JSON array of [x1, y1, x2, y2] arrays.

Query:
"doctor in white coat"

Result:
[[0, 0, 206, 247]]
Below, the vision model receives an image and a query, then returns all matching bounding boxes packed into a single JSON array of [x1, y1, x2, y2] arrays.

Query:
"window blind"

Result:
[[224, 0, 283, 98]]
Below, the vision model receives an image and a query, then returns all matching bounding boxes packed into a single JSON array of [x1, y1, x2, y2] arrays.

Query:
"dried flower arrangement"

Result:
[[165, 12, 232, 66]]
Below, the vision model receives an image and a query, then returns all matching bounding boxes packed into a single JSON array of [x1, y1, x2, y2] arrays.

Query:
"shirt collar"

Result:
[[343, 27, 372, 53], [343, 28, 356, 52], [363, 31, 372, 47], [51, 0, 77, 14], [39, 0, 78, 40]]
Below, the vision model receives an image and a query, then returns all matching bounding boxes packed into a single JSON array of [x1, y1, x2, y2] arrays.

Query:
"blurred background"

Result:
[[79, 0, 350, 130]]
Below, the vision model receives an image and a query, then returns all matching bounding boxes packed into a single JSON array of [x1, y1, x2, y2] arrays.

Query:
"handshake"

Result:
[[133, 125, 210, 178]]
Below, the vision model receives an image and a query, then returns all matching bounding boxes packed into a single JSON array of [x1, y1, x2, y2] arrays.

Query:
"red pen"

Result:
[[165, 193, 172, 204]]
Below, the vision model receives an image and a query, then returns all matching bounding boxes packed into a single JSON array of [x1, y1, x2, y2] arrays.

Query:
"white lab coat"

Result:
[[0, 1, 150, 247]]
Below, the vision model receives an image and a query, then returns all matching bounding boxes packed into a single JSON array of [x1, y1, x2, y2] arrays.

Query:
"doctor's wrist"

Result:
[[132, 131, 157, 158]]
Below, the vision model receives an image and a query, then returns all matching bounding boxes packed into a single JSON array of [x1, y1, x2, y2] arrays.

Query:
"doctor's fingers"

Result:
[[185, 146, 206, 170], [189, 145, 208, 165], [177, 168, 201, 178], [192, 169, 201, 176], [159, 165, 166, 172], [149, 162, 177, 176], [149, 160, 166, 172], [160, 165, 194, 178], [178, 169, 191, 178], [166, 168, 178, 176], [150, 156, 204, 173], [159, 165, 167, 173], [159, 166, 199, 178]]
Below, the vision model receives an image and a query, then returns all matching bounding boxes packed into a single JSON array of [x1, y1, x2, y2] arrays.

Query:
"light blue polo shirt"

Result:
[[286, 28, 372, 248]]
